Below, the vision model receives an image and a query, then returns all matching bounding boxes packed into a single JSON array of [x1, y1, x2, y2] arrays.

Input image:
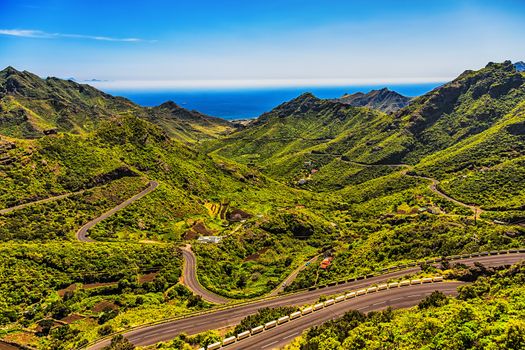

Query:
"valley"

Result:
[[1, 61, 525, 350]]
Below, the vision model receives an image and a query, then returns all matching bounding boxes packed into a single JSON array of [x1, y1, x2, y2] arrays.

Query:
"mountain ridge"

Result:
[[208, 60, 525, 189], [336, 88, 411, 113], [0, 66, 234, 141]]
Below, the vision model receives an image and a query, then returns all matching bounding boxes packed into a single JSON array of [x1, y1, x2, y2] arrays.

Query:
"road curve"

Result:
[[76, 181, 158, 242], [334, 159, 483, 219], [227, 282, 464, 350], [86, 253, 524, 349], [409, 173, 483, 219], [181, 245, 230, 304]]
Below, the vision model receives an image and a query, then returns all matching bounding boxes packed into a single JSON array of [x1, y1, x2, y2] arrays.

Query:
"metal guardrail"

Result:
[[201, 276, 446, 349], [85, 248, 525, 349], [313, 248, 525, 290]]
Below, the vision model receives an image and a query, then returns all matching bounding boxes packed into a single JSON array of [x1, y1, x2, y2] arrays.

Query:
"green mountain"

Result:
[[336, 87, 411, 113], [0, 66, 234, 140], [1, 62, 525, 349], [209, 61, 525, 188]]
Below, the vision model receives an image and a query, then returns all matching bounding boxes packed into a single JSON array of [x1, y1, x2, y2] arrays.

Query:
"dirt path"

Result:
[[268, 255, 320, 296], [76, 181, 158, 242], [0, 189, 88, 215], [180, 245, 229, 304]]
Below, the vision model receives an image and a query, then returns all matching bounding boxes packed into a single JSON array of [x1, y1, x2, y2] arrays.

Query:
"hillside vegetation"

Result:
[[1, 61, 525, 349], [286, 262, 525, 350], [0, 67, 234, 141]]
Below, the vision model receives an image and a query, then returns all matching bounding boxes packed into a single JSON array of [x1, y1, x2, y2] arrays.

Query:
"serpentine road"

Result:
[[335, 158, 484, 219], [76, 181, 158, 242], [181, 245, 230, 304], [87, 252, 524, 349], [226, 282, 463, 350]]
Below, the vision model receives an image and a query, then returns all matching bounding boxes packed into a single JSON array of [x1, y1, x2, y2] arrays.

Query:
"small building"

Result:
[[320, 257, 333, 269], [197, 236, 222, 244]]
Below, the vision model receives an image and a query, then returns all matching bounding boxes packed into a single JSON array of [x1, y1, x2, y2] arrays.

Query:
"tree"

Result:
[[418, 291, 448, 309], [103, 335, 135, 350]]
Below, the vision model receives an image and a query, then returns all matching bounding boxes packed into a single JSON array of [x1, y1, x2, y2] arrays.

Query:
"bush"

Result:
[[98, 324, 114, 336], [418, 291, 449, 309]]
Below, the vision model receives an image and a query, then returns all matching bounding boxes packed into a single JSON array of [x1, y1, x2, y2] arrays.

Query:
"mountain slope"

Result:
[[390, 60, 525, 162], [148, 101, 232, 142], [208, 61, 525, 187], [0, 66, 234, 140], [336, 88, 411, 113], [206, 93, 399, 184]]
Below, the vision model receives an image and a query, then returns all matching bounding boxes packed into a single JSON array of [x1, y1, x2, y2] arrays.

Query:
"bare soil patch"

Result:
[[243, 247, 269, 262], [92, 300, 118, 313], [83, 281, 118, 289], [58, 283, 77, 297], [61, 313, 84, 324], [184, 221, 214, 240], [139, 272, 159, 283]]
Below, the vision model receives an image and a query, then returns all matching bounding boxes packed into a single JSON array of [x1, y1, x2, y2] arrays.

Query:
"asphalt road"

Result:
[[0, 341, 22, 350], [87, 253, 524, 349], [413, 174, 483, 218], [181, 245, 230, 304], [76, 181, 158, 242], [226, 282, 463, 350]]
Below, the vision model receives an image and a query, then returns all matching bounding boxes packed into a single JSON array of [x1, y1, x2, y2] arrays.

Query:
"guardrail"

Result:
[[85, 248, 525, 349], [199, 276, 446, 349], [309, 248, 525, 291]]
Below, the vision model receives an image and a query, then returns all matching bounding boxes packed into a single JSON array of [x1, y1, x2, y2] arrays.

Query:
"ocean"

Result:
[[104, 83, 443, 120]]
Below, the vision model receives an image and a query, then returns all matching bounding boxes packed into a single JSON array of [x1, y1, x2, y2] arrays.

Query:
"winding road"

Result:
[[226, 282, 463, 350], [399, 167, 484, 219], [76, 181, 158, 242], [335, 157, 484, 219], [86, 252, 525, 349], [181, 245, 230, 304]]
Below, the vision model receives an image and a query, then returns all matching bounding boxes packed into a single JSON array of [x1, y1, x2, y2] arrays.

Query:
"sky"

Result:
[[0, 0, 524, 89]]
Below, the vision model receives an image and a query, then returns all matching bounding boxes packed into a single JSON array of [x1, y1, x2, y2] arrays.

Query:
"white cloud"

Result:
[[89, 77, 452, 90], [0, 29, 151, 42]]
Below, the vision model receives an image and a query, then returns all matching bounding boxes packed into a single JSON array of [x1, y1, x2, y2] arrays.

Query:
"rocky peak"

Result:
[[0, 66, 21, 76], [337, 88, 410, 113], [158, 101, 182, 110]]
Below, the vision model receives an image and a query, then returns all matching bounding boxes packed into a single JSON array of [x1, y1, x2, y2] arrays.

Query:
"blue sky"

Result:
[[1, 0, 524, 88]]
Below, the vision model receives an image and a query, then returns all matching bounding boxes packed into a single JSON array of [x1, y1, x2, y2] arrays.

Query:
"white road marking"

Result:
[[261, 340, 279, 348], [283, 332, 299, 340]]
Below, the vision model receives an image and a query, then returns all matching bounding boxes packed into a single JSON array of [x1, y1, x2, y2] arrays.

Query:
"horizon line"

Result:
[[88, 77, 452, 90]]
